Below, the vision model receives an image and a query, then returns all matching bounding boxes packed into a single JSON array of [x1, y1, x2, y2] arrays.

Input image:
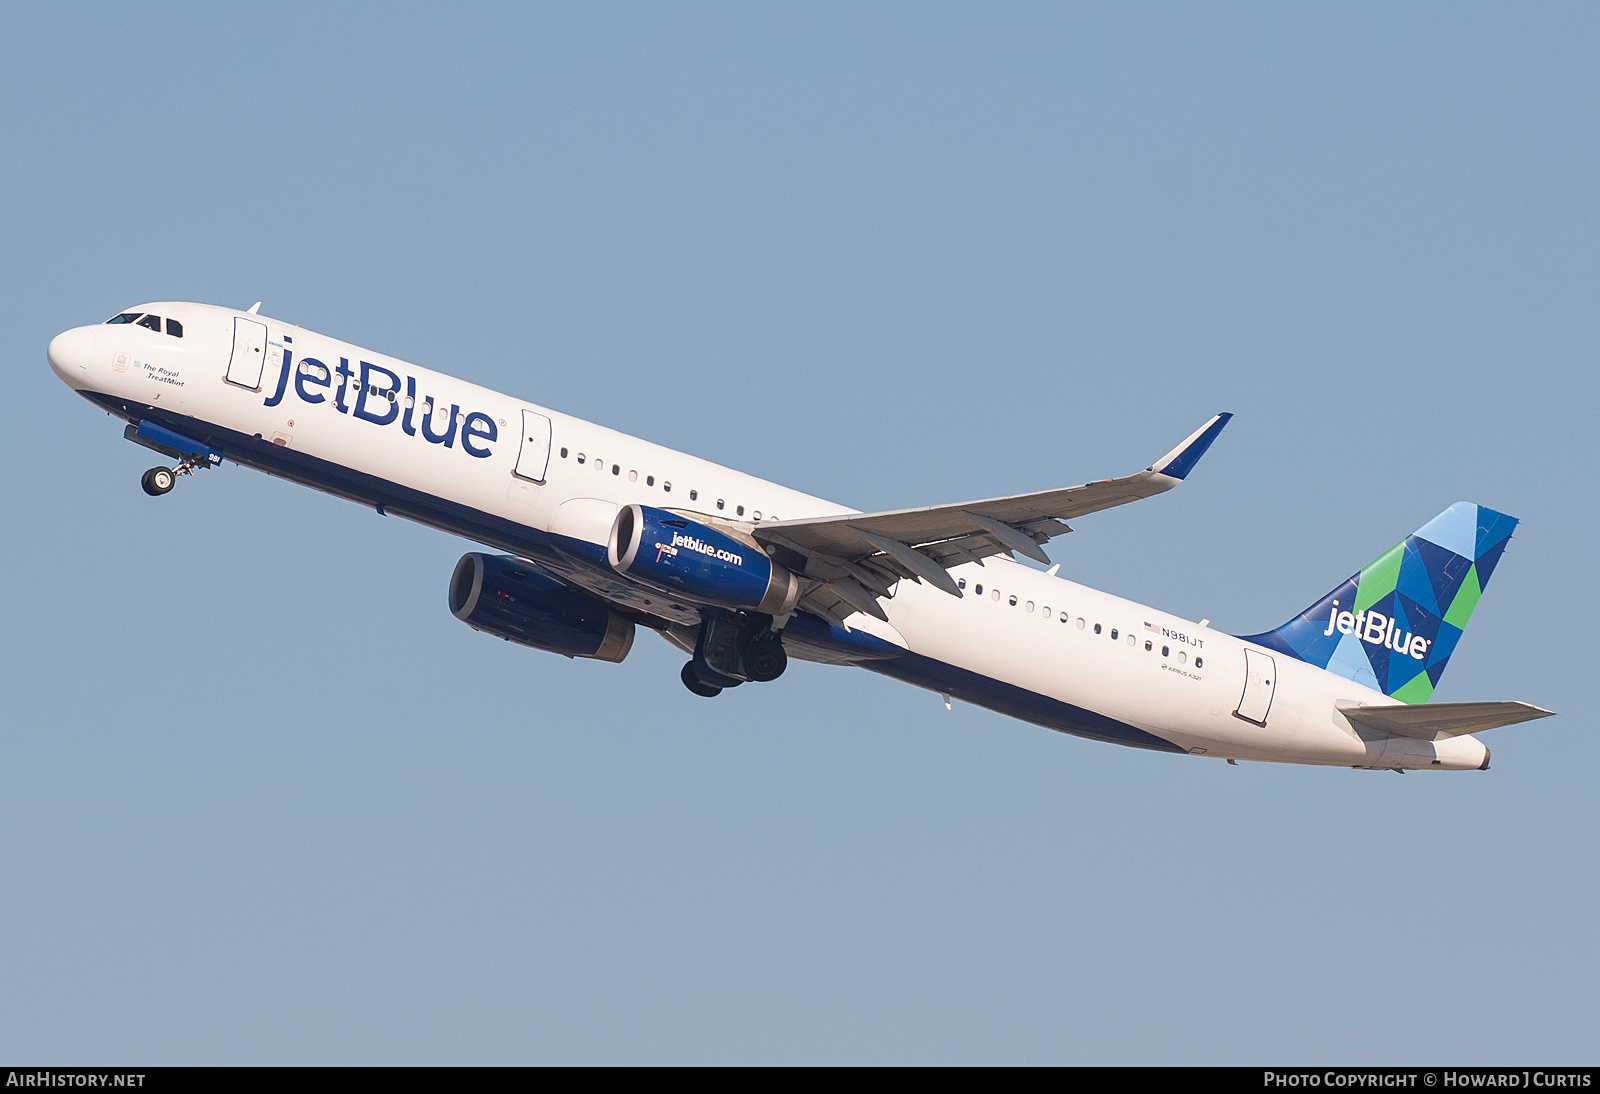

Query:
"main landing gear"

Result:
[[681, 661, 725, 697], [138, 454, 206, 497], [679, 612, 790, 698]]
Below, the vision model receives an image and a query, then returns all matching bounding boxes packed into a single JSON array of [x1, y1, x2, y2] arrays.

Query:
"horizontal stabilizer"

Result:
[[1337, 700, 1555, 741]]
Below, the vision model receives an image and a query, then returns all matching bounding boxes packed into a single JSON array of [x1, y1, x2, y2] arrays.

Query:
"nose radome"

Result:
[[48, 326, 97, 385]]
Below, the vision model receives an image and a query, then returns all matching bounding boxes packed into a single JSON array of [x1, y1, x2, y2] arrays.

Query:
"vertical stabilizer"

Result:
[[1238, 503, 1518, 703]]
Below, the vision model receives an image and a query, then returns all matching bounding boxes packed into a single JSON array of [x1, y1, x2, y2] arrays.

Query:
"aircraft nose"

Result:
[[48, 326, 96, 385]]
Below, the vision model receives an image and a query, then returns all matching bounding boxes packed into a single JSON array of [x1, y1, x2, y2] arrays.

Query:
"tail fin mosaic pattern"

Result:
[[1239, 502, 1518, 704]]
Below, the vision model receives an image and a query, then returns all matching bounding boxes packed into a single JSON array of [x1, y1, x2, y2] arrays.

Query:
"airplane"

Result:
[[47, 301, 1554, 771]]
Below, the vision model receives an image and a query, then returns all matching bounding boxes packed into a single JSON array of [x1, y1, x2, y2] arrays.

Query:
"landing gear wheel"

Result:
[[744, 637, 788, 683], [681, 660, 723, 698], [141, 467, 175, 496]]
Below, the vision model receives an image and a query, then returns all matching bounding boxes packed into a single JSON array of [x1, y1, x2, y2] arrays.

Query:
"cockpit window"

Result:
[[104, 311, 182, 336]]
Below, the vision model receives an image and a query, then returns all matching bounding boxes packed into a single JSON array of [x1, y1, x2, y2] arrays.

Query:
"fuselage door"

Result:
[[224, 317, 269, 390], [513, 409, 553, 483], [1235, 648, 1277, 726]]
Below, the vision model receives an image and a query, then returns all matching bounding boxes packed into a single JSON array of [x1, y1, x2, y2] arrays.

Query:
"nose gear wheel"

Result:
[[140, 467, 176, 496]]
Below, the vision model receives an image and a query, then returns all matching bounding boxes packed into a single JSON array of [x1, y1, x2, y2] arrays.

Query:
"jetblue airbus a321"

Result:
[[48, 302, 1553, 770]]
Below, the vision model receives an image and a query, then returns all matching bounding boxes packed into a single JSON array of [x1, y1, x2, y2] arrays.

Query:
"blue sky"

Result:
[[1, 2, 1595, 1063]]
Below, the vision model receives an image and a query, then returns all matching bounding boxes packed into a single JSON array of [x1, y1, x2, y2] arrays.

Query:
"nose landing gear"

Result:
[[140, 467, 176, 496], [137, 453, 208, 497], [124, 421, 220, 498]]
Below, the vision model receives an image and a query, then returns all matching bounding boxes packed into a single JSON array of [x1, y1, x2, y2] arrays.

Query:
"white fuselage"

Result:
[[48, 302, 1489, 771]]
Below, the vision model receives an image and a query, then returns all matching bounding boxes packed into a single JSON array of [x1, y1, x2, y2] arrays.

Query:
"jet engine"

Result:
[[607, 504, 800, 615], [449, 553, 634, 662]]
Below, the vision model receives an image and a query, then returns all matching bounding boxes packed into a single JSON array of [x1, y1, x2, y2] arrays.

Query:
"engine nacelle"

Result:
[[449, 553, 634, 662], [607, 504, 801, 615]]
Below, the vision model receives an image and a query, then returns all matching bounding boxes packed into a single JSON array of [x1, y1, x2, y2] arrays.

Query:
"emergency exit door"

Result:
[[1235, 649, 1277, 726], [224, 317, 268, 390], [513, 410, 553, 483]]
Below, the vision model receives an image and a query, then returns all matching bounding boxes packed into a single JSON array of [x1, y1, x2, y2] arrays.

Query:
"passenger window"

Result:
[[165, 318, 183, 337], [690, 489, 697, 500], [1094, 624, 1102, 634], [560, 448, 568, 458], [136, 314, 161, 331], [1110, 628, 1118, 640], [736, 505, 744, 516], [1162, 646, 1169, 657], [717, 499, 725, 510], [1076, 618, 1085, 629], [1008, 595, 1017, 606], [1145, 640, 1152, 651], [753, 511, 761, 520], [1178, 651, 1187, 663], [958, 578, 967, 589], [990, 589, 1000, 601], [663, 482, 672, 493], [1127, 634, 1136, 646], [628, 470, 637, 482], [577, 453, 585, 464], [1043, 607, 1051, 619], [646, 476, 654, 486], [612, 465, 620, 475], [1195, 657, 1204, 669], [974, 584, 983, 595], [1026, 601, 1034, 612], [106, 312, 141, 324]]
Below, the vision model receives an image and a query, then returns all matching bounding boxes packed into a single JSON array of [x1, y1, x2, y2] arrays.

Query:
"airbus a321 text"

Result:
[[48, 302, 1554, 770]]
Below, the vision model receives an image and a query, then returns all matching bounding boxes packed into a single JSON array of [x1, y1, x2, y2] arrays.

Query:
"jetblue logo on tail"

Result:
[[1322, 601, 1430, 660]]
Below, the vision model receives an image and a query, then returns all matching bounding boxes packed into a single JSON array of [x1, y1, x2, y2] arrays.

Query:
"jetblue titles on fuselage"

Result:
[[261, 343, 499, 458]]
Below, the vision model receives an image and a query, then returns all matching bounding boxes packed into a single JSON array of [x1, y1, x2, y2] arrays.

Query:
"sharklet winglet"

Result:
[[1152, 412, 1232, 481]]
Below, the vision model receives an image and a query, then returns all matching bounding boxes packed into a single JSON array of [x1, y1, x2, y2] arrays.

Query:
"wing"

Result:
[[754, 413, 1232, 627], [1337, 701, 1556, 741]]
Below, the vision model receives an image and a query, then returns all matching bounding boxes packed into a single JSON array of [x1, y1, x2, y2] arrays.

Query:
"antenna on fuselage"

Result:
[[246, 302, 262, 314]]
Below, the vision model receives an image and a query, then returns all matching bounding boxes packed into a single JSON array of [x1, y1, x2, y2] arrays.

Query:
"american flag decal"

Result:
[[1145, 622, 1161, 634]]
